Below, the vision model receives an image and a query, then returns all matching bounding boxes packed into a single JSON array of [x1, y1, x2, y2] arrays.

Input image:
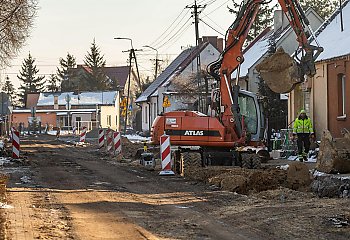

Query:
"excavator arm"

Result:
[[208, 0, 323, 140]]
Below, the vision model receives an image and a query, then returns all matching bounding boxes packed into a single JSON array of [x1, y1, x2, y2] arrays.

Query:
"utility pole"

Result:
[[186, 0, 206, 112], [143, 45, 163, 80]]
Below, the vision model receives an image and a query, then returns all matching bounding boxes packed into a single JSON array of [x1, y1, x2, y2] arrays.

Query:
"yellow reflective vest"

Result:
[[293, 117, 314, 134]]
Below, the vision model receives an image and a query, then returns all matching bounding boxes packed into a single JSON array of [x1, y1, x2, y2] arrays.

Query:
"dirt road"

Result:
[[1, 135, 350, 239]]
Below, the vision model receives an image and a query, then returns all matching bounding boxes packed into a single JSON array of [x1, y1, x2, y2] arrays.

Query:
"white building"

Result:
[[135, 37, 222, 133]]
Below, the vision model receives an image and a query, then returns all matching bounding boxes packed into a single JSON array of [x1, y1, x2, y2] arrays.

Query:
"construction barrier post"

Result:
[[12, 130, 20, 159], [159, 134, 174, 176], [106, 129, 113, 153], [80, 127, 87, 143], [113, 131, 122, 156], [98, 129, 104, 149]]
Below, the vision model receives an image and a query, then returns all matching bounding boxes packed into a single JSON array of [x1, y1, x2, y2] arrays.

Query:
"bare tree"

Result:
[[0, 0, 38, 68]]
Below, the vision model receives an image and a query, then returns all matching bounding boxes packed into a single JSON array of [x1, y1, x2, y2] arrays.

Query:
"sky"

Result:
[[2, 0, 244, 88]]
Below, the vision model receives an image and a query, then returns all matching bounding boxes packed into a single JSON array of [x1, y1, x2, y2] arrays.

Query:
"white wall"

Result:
[[140, 43, 220, 132], [100, 105, 119, 130]]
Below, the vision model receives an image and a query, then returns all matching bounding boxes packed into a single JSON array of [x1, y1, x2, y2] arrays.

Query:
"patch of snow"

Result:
[[47, 130, 72, 136], [20, 176, 31, 183], [277, 164, 289, 170], [37, 91, 117, 106], [0, 203, 14, 209], [0, 157, 11, 166], [313, 170, 327, 177], [124, 134, 150, 143], [287, 155, 298, 161]]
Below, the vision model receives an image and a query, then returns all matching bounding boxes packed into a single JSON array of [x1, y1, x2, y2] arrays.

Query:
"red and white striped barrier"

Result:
[[12, 130, 20, 159], [98, 129, 104, 149], [106, 129, 113, 153], [113, 131, 121, 155], [80, 127, 87, 143], [10, 126, 17, 140], [159, 134, 174, 175]]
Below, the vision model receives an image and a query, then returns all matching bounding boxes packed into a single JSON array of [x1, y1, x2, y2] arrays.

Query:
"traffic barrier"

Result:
[[98, 129, 104, 149], [159, 134, 174, 175], [113, 131, 121, 155], [106, 129, 113, 153], [10, 126, 16, 140], [12, 130, 20, 159], [80, 127, 87, 142]]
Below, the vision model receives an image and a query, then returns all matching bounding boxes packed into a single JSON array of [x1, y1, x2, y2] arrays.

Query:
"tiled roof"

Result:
[[71, 65, 130, 88], [135, 42, 209, 103]]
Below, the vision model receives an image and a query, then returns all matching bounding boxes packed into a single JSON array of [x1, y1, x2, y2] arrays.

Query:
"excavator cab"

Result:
[[210, 88, 264, 142], [238, 90, 265, 142]]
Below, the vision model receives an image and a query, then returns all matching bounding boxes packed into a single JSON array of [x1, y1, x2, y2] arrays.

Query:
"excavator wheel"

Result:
[[180, 152, 202, 177], [256, 47, 301, 93], [241, 153, 261, 169], [173, 150, 181, 174]]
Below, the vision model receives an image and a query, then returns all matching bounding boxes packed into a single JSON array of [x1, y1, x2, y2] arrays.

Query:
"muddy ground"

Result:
[[0, 135, 349, 239]]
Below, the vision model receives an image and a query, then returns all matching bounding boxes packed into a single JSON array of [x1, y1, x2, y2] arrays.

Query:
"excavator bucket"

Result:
[[316, 130, 350, 174], [256, 47, 301, 93]]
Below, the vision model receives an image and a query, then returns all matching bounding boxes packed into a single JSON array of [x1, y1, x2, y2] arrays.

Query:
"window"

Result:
[[145, 106, 148, 124], [76, 117, 81, 122], [153, 103, 157, 119], [338, 74, 346, 117], [107, 115, 111, 126], [238, 94, 258, 134]]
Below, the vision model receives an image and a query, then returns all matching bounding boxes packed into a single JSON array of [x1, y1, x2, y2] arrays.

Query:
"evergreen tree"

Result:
[[57, 53, 76, 91], [83, 39, 108, 90], [47, 74, 60, 92], [299, 0, 339, 19], [2, 75, 16, 103], [17, 53, 45, 107]]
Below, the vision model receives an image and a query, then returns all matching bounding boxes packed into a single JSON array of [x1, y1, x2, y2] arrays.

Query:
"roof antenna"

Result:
[[340, 0, 344, 32]]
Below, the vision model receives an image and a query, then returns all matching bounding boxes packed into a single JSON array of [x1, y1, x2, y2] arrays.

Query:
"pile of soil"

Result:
[[286, 162, 312, 190], [255, 47, 299, 93], [121, 137, 144, 159], [189, 163, 311, 195]]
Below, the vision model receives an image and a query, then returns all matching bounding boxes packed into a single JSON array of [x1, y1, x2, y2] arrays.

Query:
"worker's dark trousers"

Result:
[[297, 133, 310, 155]]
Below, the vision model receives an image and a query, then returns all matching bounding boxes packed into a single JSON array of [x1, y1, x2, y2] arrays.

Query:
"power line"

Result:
[[161, 22, 192, 52], [155, 17, 192, 49], [200, 19, 225, 36], [202, 0, 230, 17], [202, 14, 226, 31], [148, 8, 190, 47]]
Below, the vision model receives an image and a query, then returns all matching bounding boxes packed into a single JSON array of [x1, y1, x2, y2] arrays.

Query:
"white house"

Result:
[[135, 36, 222, 132], [12, 91, 120, 131]]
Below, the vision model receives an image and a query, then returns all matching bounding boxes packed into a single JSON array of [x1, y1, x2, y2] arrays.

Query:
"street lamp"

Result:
[[143, 45, 160, 80], [114, 37, 134, 49]]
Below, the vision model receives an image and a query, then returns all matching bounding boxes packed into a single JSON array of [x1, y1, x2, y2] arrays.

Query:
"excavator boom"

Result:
[[208, 0, 323, 139]]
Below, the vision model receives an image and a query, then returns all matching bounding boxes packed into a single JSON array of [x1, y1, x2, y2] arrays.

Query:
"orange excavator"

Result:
[[151, 0, 323, 175]]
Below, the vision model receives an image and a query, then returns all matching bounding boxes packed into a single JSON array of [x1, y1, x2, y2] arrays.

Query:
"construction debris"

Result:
[[311, 176, 350, 198], [316, 130, 350, 174]]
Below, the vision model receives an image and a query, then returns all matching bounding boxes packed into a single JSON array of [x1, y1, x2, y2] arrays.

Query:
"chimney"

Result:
[[274, 10, 289, 30], [54, 95, 59, 110], [217, 38, 223, 52], [200, 36, 223, 52]]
